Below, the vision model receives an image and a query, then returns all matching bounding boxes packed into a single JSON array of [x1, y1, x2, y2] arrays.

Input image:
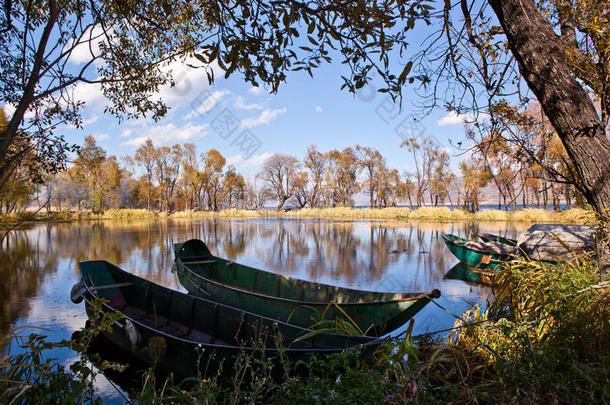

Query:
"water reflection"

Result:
[[0, 218, 527, 399], [0, 232, 58, 342]]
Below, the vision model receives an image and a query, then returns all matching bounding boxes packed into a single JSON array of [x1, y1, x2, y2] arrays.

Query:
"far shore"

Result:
[[1, 206, 596, 226]]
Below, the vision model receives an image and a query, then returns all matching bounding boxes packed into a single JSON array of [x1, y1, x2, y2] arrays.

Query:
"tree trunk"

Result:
[[489, 0, 610, 224], [0, 0, 58, 179]]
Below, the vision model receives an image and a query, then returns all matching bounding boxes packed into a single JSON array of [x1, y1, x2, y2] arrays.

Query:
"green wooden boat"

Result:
[[441, 234, 516, 270], [173, 239, 440, 336], [72, 260, 380, 380], [443, 263, 493, 285], [478, 233, 518, 246]]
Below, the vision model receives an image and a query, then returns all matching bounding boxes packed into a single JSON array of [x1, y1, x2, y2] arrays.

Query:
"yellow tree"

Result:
[[460, 159, 492, 212], [134, 139, 157, 211], [202, 149, 226, 211], [222, 166, 245, 208], [303, 145, 327, 208]]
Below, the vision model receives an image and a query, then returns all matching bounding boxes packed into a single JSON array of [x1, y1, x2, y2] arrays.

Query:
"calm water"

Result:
[[0, 218, 527, 401]]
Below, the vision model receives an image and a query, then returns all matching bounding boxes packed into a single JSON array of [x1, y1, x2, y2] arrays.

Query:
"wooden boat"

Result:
[[444, 225, 598, 270], [516, 224, 597, 262], [173, 239, 440, 336], [72, 260, 381, 380], [441, 234, 516, 270], [443, 263, 493, 285], [478, 233, 518, 246]]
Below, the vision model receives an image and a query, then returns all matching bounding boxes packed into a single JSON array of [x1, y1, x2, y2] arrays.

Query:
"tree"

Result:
[[400, 137, 441, 206], [326, 148, 359, 207], [155, 144, 182, 212], [71, 136, 120, 212], [291, 171, 309, 208], [260, 154, 299, 210], [134, 139, 157, 211], [223, 166, 245, 209], [0, 1, 216, 182], [178, 143, 201, 210], [193, 1, 609, 223], [354, 145, 384, 208], [202, 149, 226, 211], [303, 145, 327, 208], [6, 1, 610, 222], [0, 109, 36, 213], [460, 159, 492, 212]]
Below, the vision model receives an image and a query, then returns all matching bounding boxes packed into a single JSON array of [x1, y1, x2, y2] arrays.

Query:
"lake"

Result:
[[0, 218, 527, 402]]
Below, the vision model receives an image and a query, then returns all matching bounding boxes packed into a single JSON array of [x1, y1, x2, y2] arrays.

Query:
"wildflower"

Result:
[[382, 394, 396, 403]]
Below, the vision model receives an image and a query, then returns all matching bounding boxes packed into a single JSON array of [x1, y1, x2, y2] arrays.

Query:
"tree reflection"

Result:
[[0, 217, 523, 356], [0, 231, 58, 354]]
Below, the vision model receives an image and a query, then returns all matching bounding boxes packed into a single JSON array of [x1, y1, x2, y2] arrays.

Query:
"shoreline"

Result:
[[1, 206, 595, 227]]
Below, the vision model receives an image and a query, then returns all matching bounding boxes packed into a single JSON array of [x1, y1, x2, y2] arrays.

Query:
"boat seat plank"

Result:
[[92, 282, 134, 291], [182, 260, 217, 265]]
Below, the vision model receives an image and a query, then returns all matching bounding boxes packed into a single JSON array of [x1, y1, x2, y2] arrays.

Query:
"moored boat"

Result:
[[478, 233, 518, 246], [72, 260, 381, 380], [441, 233, 516, 269], [173, 239, 440, 336]]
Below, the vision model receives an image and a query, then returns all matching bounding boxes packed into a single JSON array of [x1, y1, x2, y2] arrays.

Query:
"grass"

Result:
[[2, 206, 596, 225], [99, 206, 595, 224], [1, 257, 607, 403]]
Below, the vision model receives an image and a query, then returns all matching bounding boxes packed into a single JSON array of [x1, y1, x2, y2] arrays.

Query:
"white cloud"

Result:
[[72, 82, 106, 111], [91, 133, 110, 141], [184, 89, 230, 120], [227, 152, 272, 168], [234, 96, 263, 110], [239, 108, 287, 129], [248, 86, 264, 96], [82, 114, 100, 126], [2, 104, 16, 117], [67, 25, 105, 65], [315, 106, 323, 113], [120, 128, 132, 138], [436, 111, 488, 126], [156, 58, 222, 109], [122, 122, 209, 146]]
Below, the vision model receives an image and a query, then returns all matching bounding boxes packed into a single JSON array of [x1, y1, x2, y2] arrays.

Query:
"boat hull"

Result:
[[174, 239, 439, 336], [478, 233, 518, 246], [442, 234, 513, 270], [76, 260, 379, 380]]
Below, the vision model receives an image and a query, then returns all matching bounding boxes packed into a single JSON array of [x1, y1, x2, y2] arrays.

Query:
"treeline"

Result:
[[1, 128, 584, 215]]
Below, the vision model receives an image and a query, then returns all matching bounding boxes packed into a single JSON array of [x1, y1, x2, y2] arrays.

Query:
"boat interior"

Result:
[[177, 240, 417, 304], [81, 261, 369, 350]]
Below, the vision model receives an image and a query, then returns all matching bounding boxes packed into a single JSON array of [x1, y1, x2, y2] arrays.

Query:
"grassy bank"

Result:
[[101, 206, 596, 223], [1, 258, 608, 403], [0, 207, 595, 229]]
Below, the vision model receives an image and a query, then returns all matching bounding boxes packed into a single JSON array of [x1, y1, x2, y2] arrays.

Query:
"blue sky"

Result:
[[13, 39, 475, 177]]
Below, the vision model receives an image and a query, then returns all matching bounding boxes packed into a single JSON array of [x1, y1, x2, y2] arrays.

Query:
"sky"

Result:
[[7, 24, 477, 178]]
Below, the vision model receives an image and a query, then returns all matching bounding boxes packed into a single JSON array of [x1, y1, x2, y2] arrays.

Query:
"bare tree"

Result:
[[260, 154, 299, 210], [303, 145, 327, 208]]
